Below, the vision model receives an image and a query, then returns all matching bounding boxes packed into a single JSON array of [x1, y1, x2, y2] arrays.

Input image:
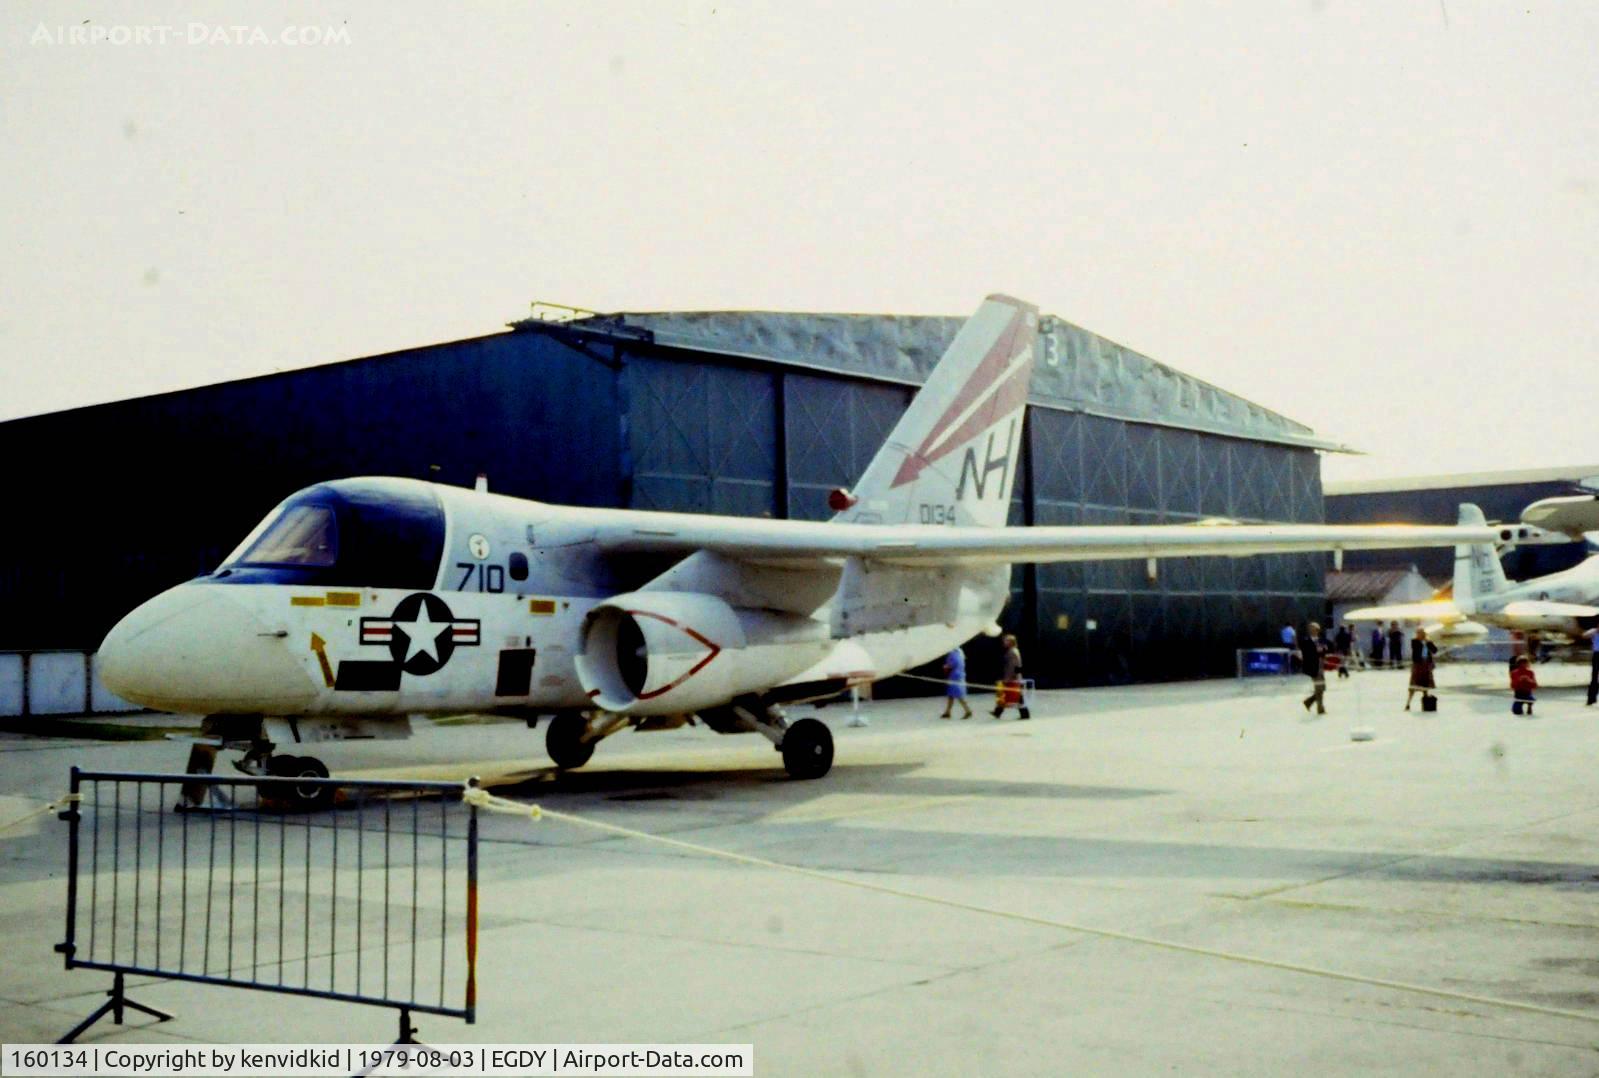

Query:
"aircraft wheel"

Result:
[[781, 718, 833, 780], [546, 714, 595, 770], [269, 754, 334, 811]]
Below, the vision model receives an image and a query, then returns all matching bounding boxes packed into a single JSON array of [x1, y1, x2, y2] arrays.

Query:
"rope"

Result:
[[0, 793, 77, 836], [889, 671, 965, 689], [461, 788, 1599, 1027]]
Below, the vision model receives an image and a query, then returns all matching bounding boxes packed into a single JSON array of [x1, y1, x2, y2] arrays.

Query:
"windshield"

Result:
[[214, 479, 445, 589], [234, 503, 339, 567]]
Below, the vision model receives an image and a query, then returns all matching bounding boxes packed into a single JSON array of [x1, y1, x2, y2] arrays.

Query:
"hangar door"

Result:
[[784, 373, 910, 521], [623, 356, 780, 517]]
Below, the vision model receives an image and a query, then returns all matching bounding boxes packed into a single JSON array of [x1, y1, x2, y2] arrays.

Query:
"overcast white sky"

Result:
[[2, 1, 1594, 483]]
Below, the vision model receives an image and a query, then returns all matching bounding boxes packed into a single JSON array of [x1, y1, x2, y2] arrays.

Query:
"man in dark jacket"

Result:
[[1301, 621, 1329, 715]]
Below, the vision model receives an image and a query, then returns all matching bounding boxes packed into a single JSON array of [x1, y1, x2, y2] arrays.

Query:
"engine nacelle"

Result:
[[575, 592, 829, 715]]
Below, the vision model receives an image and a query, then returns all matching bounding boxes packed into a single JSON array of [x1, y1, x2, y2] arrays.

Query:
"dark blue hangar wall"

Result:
[[0, 318, 1327, 688], [0, 332, 624, 654]]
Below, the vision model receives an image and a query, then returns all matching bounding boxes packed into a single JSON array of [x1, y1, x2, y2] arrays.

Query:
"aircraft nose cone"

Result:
[[99, 585, 319, 713]]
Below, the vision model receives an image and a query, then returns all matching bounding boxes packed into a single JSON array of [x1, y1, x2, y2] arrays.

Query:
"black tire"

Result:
[[546, 713, 595, 770], [781, 718, 833, 780], [268, 754, 334, 811]]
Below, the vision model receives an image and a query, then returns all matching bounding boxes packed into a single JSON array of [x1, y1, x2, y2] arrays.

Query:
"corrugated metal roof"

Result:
[[511, 307, 1347, 453], [1327, 569, 1412, 601]]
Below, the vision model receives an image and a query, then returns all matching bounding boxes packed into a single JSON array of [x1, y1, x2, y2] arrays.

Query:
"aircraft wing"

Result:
[[594, 514, 1498, 568], [1502, 600, 1599, 618], [1341, 600, 1463, 623]]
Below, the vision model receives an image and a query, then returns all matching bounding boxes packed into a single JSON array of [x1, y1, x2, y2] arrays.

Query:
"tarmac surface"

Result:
[[1, 662, 1597, 1075]]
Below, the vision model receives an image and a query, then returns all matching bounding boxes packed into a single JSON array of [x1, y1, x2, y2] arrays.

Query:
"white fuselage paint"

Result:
[[1463, 554, 1599, 638], [101, 484, 1000, 719]]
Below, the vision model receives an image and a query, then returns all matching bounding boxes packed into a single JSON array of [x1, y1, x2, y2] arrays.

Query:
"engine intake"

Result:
[[576, 592, 829, 715]]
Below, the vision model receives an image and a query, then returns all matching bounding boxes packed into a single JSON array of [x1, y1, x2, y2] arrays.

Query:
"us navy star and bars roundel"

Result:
[[359, 592, 482, 676]]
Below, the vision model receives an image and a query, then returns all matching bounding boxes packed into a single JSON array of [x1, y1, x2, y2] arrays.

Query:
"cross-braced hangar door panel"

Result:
[[785, 374, 909, 521], [1080, 414, 1128, 508], [1158, 428, 1201, 516], [624, 357, 778, 517], [1029, 410, 1085, 504], [1195, 432, 1232, 517], [1125, 425, 1161, 513]]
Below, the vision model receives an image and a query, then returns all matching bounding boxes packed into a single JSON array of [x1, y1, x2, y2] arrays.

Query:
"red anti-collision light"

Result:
[[828, 488, 858, 511]]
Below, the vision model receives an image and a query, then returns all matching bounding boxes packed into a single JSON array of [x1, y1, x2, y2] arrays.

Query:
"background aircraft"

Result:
[[1345, 503, 1599, 650], [98, 295, 1497, 807]]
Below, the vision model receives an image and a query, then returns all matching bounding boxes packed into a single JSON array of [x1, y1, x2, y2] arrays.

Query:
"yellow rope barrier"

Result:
[[462, 787, 1599, 1028], [0, 793, 76, 836]]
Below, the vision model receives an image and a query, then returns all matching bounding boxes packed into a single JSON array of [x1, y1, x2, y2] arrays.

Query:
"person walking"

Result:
[[992, 634, 1029, 720], [1301, 621, 1329, 715], [1405, 627, 1438, 710], [1387, 621, 1405, 670], [1584, 625, 1599, 706], [1370, 625, 1385, 667], [1334, 623, 1352, 678], [939, 646, 972, 719]]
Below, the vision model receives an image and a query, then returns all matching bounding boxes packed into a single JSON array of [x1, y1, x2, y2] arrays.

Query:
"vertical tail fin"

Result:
[[836, 294, 1038, 528], [1453, 503, 1507, 614]]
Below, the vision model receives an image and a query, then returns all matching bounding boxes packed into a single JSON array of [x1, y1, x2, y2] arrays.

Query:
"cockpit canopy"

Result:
[[215, 478, 445, 589]]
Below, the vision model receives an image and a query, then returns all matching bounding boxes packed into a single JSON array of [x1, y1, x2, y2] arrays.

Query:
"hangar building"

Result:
[[0, 305, 1339, 689]]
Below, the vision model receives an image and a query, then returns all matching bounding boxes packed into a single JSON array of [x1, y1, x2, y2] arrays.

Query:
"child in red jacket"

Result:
[[1511, 655, 1538, 715]]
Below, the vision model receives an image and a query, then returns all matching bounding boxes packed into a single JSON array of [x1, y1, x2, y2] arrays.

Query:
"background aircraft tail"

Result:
[[835, 294, 1038, 529], [1453, 503, 1507, 614]]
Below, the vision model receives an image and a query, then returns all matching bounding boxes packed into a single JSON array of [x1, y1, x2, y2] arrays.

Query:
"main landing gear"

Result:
[[778, 718, 834, 780], [710, 697, 835, 780], [545, 713, 596, 770], [544, 711, 630, 771], [542, 703, 837, 780]]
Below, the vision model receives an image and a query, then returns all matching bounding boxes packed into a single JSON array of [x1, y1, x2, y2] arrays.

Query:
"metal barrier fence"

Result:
[[55, 768, 478, 1044]]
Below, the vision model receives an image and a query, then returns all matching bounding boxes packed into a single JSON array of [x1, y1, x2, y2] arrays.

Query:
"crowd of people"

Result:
[[931, 621, 1599, 723], [1284, 619, 1599, 717]]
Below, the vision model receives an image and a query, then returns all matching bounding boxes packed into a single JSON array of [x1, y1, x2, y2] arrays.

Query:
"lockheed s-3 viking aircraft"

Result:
[[98, 295, 1497, 808]]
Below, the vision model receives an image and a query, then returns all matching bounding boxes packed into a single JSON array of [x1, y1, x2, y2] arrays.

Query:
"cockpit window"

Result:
[[214, 479, 446, 589], [235, 504, 339, 567]]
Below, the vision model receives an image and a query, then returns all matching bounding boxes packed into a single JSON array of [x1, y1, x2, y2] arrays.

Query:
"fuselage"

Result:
[[1465, 554, 1599, 638], [1472, 555, 1599, 612], [98, 478, 1002, 718]]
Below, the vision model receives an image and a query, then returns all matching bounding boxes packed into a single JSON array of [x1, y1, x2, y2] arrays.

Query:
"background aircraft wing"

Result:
[[1341, 600, 1463, 622], [1501, 600, 1599, 618], [594, 515, 1498, 568]]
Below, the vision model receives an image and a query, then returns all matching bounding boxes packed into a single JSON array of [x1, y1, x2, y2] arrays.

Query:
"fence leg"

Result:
[[58, 972, 174, 1043], [397, 1006, 419, 1044]]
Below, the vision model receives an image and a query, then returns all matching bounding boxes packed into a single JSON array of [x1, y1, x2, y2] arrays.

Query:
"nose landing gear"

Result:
[[176, 716, 337, 812], [263, 754, 334, 811]]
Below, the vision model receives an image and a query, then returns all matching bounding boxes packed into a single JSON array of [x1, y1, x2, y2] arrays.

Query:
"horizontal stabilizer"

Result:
[[1501, 600, 1599, 618], [1342, 600, 1462, 623]]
